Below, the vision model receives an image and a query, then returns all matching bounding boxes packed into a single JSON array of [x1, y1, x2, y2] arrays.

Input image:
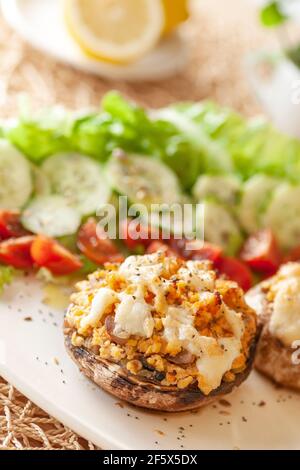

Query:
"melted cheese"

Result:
[[119, 254, 164, 283], [178, 261, 215, 291], [163, 306, 194, 340], [80, 288, 117, 331], [75, 253, 247, 394], [271, 277, 300, 346], [119, 254, 170, 316], [277, 262, 300, 279], [224, 305, 245, 339], [163, 303, 244, 394], [196, 337, 241, 394], [114, 287, 154, 338]]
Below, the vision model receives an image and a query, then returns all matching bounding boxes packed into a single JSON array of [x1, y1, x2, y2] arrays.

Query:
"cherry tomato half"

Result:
[[31, 236, 82, 275], [171, 239, 223, 263], [216, 256, 253, 292], [78, 218, 124, 265], [0, 210, 29, 240], [240, 229, 281, 275], [0, 236, 35, 269], [146, 241, 180, 258], [120, 219, 160, 250]]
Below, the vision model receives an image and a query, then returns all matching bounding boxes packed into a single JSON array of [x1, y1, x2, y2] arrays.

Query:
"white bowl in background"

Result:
[[247, 52, 300, 138], [1, 0, 189, 82]]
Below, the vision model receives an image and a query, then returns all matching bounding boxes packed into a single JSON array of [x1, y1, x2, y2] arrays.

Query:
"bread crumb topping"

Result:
[[66, 252, 257, 395]]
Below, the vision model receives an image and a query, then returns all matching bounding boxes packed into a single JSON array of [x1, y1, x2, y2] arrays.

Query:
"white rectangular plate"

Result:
[[1, 276, 300, 450]]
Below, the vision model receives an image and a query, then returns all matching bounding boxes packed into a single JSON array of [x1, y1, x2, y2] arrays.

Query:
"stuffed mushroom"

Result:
[[246, 262, 300, 391], [64, 252, 258, 411]]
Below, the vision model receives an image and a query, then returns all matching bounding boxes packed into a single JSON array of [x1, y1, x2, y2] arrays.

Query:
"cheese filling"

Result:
[[68, 252, 253, 395], [114, 287, 154, 339], [269, 263, 300, 347], [80, 287, 117, 332], [177, 260, 215, 292], [162, 303, 244, 393]]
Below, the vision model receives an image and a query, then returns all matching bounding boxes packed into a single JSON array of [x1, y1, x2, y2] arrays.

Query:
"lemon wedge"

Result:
[[64, 0, 164, 64], [162, 0, 189, 35]]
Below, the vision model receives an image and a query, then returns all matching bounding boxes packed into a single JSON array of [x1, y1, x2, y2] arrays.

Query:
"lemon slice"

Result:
[[64, 0, 164, 64], [162, 0, 189, 35]]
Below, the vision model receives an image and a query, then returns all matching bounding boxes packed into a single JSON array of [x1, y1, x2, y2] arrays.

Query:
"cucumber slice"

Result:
[[238, 175, 280, 234], [197, 200, 243, 255], [22, 195, 81, 237], [42, 152, 111, 216], [107, 152, 183, 208], [0, 140, 32, 209], [263, 183, 300, 250], [193, 175, 241, 205]]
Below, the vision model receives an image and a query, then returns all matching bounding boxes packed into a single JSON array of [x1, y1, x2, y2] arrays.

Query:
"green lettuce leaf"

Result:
[[6, 105, 72, 163], [177, 100, 300, 183], [71, 92, 207, 189], [5, 91, 300, 194], [0, 266, 15, 295], [260, 1, 287, 28]]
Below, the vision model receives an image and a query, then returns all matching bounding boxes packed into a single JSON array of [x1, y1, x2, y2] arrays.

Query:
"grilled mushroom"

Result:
[[65, 252, 259, 411], [246, 263, 300, 391], [65, 330, 259, 412]]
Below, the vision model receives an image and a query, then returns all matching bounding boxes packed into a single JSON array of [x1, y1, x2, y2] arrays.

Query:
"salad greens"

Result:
[[177, 100, 300, 182], [7, 105, 72, 162], [0, 266, 15, 294], [260, 1, 288, 27], [3, 91, 300, 257], [6, 91, 300, 191], [259, 1, 300, 70]]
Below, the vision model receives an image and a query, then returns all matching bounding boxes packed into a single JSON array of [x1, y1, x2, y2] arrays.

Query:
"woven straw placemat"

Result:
[[0, 0, 276, 450]]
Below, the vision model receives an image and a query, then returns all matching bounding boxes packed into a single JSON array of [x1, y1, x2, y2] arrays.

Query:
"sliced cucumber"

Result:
[[0, 140, 32, 209], [197, 200, 243, 255], [193, 174, 241, 205], [263, 183, 300, 250], [107, 152, 183, 208], [22, 195, 81, 237], [238, 175, 280, 234], [42, 152, 111, 216]]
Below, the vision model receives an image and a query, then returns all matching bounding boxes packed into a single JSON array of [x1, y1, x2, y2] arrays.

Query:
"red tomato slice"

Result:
[[120, 219, 160, 250], [169, 238, 222, 263], [31, 236, 82, 275], [0, 236, 35, 269], [240, 229, 281, 275], [216, 256, 253, 292], [146, 241, 180, 258], [78, 218, 124, 265], [0, 210, 29, 240]]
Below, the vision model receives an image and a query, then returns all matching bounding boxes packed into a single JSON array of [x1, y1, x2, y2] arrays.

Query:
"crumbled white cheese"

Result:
[[119, 254, 170, 315], [224, 304, 245, 339], [114, 288, 154, 338], [76, 252, 247, 394], [277, 262, 300, 279], [271, 277, 300, 346], [80, 288, 117, 331], [119, 254, 164, 283], [177, 260, 215, 291], [196, 337, 242, 393], [163, 303, 244, 394]]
